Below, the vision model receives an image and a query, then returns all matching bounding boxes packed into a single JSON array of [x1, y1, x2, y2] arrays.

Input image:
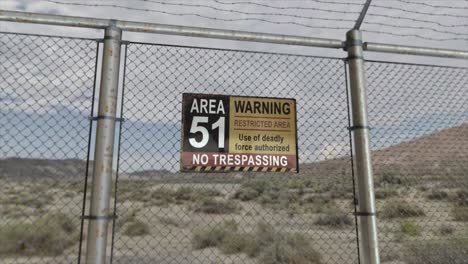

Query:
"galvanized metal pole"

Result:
[[346, 29, 380, 264], [85, 25, 122, 264]]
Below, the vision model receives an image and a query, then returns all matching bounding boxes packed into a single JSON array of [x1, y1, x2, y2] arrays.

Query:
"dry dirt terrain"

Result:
[[1, 124, 467, 264]]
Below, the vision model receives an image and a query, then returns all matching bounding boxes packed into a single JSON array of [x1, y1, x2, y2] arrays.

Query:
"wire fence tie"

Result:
[[81, 214, 118, 220], [88, 115, 125, 122], [347, 125, 372, 131]]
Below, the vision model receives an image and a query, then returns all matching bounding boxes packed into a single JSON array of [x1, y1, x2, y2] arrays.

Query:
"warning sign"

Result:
[[181, 93, 298, 173]]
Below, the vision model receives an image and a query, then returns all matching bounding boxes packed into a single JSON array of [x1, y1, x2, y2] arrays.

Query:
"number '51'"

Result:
[[189, 116, 225, 149]]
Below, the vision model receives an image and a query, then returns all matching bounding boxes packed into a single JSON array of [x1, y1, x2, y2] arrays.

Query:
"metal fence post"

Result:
[[346, 29, 380, 264], [85, 25, 122, 264]]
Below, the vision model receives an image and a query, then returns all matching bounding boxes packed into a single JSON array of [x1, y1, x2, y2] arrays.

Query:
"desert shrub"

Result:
[[123, 220, 149, 237], [246, 180, 273, 194], [234, 187, 260, 201], [223, 222, 321, 263], [382, 202, 425, 219], [302, 195, 336, 214], [380, 248, 402, 262], [53, 213, 75, 233], [63, 191, 76, 198], [194, 198, 238, 214], [427, 189, 449, 200], [438, 225, 455, 236], [158, 216, 185, 228], [260, 189, 302, 211], [249, 222, 276, 256], [202, 189, 223, 197], [400, 221, 421, 237], [220, 232, 256, 255], [121, 186, 222, 206], [28, 185, 49, 194], [314, 211, 352, 228], [174, 187, 221, 202], [192, 220, 238, 249], [151, 187, 175, 200], [259, 232, 322, 264], [302, 179, 313, 188], [192, 221, 322, 263], [115, 208, 140, 231], [417, 185, 429, 192], [286, 179, 307, 190], [329, 190, 353, 199], [303, 204, 330, 214], [403, 238, 468, 264], [63, 181, 84, 193], [0, 213, 76, 256], [226, 222, 277, 258], [125, 190, 151, 203], [149, 188, 175, 206], [258, 191, 280, 205], [234, 180, 274, 202], [234, 179, 311, 210], [116, 180, 155, 199], [263, 191, 301, 211], [0, 204, 43, 219], [452, 206, 468, 222], [375, 188, 398, 200], [279, 191, 301, 203], [173, 186, 194, 201], [454, 189, 468, 207], [378, 171, 405, 186], [247, 222, 322, 263], [302, 195, 332, 205], [1, 192, 54, 209]]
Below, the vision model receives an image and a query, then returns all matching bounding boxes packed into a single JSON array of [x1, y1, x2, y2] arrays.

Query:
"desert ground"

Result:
[[1, 125, 467, 264]]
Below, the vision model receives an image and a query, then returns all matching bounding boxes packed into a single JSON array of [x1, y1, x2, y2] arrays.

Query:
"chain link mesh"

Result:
[[366, 61, 468, 263], [111, 43, 358, 264], [2, 30, 467, 264], [0, 32, 98, 263]]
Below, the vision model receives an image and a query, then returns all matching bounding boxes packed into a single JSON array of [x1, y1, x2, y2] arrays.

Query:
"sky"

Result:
[[0, 0, 467, 65], [0, 0, 467, 172]]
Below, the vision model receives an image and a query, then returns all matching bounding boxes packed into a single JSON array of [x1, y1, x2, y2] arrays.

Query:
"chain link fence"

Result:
[[0, 32, 98, 263], [0, 31, 467, 264], [366, 61, 468, 263], [111, 43, 358, 264]]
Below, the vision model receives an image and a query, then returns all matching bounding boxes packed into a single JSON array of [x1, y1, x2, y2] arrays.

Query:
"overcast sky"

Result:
[[0, 0, 467, 66]]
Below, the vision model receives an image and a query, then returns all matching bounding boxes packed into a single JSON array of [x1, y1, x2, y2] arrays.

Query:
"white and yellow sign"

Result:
[[181, 93, 298, 172]]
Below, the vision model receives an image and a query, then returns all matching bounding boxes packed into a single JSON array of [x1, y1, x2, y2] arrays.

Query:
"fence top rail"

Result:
[[364, 43, 468, 60], [125, 40, 345, 61], [0, 9, 343, 49], [1, 9, 467, 59], [0, 30, 101, 42]]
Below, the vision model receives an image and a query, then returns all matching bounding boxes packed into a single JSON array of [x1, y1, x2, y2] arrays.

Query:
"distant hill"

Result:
[[0, 158, 90, 181], [372, 124, 468, 172], [1, 124, 466, 181], [301, 123, 468, 177]]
